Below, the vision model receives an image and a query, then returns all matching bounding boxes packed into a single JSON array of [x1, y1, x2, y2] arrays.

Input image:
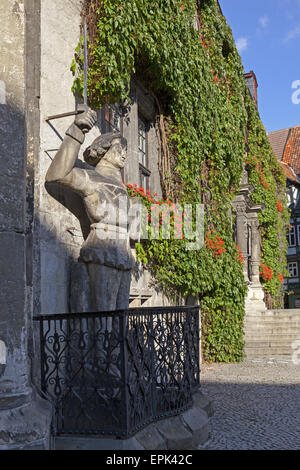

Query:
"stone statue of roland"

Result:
[[46, 105, 137, 311]]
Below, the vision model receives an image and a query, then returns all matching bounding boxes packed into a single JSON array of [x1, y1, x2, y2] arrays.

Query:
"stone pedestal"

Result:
[[245, 286, 267, 313]]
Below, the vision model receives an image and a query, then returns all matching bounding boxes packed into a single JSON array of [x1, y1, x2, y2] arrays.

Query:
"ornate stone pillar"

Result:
[[246, 212, 266, 307], [234, 200, 249, 283], [233, 160, 266, 312], [250, 218, 261, 286]]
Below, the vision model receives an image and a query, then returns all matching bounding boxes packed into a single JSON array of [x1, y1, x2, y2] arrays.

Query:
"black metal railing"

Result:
[[34, 306, 200, 438]]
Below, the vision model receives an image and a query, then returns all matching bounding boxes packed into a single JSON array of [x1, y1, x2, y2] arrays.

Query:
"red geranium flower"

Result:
[[277, 201, 283, 213]]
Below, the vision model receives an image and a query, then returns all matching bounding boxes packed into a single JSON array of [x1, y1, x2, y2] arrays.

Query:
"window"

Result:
[[293, 186, 299, 204], [101, 103, 123, 134], [232, 216, 237, 243], [288, 262, 298, 278], [138, 116, 151, 190], [297, 226, 300, 246], [288, 226, 296, 247], [287, 185, 300, 206]]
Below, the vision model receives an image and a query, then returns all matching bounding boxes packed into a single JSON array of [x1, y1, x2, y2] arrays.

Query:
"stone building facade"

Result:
[[231, 71, 266, 314], [268, 125, 300, 308], [0, 0, 275, 449], [0, 0, 175, 449]]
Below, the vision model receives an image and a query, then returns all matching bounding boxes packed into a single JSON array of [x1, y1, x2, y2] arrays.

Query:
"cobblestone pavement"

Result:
[[200, 360, 300, 450]]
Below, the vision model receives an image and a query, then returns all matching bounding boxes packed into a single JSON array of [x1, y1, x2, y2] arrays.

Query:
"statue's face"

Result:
[[103, 138, 127, 169]]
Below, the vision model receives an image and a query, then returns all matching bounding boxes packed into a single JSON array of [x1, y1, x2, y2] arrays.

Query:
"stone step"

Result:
[[245, 340, 297, 348], [245, 321, 300, 326], [244, 321, 300, 330], [247, 309, 300, 315], [244, 334, 300, 342], [245, 356, 295, 363], [245, 324, 300, 334], [244, 328, 300, 334], [243, 309, 300, 360], [245, 347, 294, 356], [244, 329, 300, 337], [272, 309, 300, 315], [245, 314, 300, 321], [245, 319, 300, 325]]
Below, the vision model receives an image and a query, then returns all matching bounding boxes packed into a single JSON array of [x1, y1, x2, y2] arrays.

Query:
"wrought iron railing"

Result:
[[34, 306, 200, 438]]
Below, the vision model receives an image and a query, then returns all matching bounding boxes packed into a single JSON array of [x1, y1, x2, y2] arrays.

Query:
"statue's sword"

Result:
[[83, 19, 88, 106], [46, 19, 88, 121]]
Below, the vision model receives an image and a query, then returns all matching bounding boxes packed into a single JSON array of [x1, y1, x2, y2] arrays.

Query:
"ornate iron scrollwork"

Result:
[[35, 306, 200, 438]]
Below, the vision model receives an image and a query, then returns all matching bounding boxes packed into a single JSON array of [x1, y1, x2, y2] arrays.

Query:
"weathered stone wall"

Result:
[[0, 0, 29, 403], [0, 0, 51, 449]]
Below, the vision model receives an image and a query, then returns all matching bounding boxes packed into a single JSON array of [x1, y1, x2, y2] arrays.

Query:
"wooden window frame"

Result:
[[288, 226, 296, 247], [288, 262, 298, 278], [138, 114, 151, 191]]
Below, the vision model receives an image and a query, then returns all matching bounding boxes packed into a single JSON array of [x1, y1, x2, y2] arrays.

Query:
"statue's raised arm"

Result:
[[45, 104, 97, 195]]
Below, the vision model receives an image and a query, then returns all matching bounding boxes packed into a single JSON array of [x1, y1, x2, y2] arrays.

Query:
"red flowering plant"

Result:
[[278, 273, 284, 283], [277, 201, 283, 213], [123, 183, 186, 242], [235, 244, 246, 264], [205, 230, 227, 259], [259, 264, 273, 282], [244, 156, 270, 191]]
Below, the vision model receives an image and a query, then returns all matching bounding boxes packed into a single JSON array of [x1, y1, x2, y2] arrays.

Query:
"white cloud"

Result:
[[284, 25, 300, 42], [236, 37, 248, 53], [259, 15, 269, 28]]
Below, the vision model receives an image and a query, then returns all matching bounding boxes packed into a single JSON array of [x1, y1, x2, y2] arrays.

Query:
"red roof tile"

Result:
[[279, 162, 300, 184], [282, 126, 300, 175], [267, 128, 290, 161]]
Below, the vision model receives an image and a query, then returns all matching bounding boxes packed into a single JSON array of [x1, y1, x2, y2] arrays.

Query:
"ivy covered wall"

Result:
[[72, 0, 289, 362]]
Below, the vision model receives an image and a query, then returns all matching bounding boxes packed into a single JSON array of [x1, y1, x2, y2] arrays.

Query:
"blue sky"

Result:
[[219, 0, 300, 132]]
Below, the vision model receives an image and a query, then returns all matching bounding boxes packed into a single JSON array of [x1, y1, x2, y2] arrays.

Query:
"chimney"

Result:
[[244, 71, 258, 108]]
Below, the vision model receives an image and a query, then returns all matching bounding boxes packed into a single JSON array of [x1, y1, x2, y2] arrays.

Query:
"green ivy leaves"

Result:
[[72, 0, 288, 362]]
